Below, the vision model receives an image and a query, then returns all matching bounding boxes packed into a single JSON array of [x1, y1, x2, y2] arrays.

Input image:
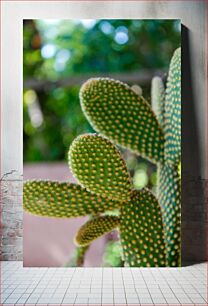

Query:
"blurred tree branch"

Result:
[[24, 69, 166, 91]]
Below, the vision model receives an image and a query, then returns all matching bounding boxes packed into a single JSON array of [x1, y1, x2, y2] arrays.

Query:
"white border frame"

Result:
[[0, 0, 207, 264]]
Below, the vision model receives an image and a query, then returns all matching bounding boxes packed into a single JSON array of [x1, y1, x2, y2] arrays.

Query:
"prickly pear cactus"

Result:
[[24, 134, 167, 267], [24, 48, 180, 267], [80, 48, 181, 266]]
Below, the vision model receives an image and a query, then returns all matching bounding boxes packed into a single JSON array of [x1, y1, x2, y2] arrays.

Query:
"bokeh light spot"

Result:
[[41, 44, 56, 59], [100, 21, 114, 35], [115, 26, 129, 45]]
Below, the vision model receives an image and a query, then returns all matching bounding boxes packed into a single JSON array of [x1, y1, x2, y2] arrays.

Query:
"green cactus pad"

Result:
[[80, 78, 164, 164], [120, 189, 167, 267], [74, 215, 120, 246], [151, 76, 165, 127], [24, 180, 121, 218], [164, 48, 181, 164], [68, 134, 132, 201], [158, 164, 181, 266]]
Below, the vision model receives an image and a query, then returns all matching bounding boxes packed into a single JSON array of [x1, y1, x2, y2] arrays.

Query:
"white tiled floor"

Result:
[[0, 262, 207, 305]]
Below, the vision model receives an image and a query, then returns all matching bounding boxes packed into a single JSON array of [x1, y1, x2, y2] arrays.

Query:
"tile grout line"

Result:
[[130, 268, 141, 305], [168, 268, 200, 304], [62, 266, 77, 305], [140, 269, 155, 305], [156, 268, 181, 304]]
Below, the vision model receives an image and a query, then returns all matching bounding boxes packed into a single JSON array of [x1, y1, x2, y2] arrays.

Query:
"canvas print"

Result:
[[23, 19, 181, 267]]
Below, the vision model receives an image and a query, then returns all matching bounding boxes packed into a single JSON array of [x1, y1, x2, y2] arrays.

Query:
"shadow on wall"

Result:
[[181, 25, 208, 265]]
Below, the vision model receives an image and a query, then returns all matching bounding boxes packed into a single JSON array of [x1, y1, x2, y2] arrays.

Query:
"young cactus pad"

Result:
[[68, 134, 132, 201], [74, 215, 120, 246], [151, 76, 165, 127], [80, 78, 165, 164], [164, 48, 181, 165], [24, 180, 121, 217], [120, 189, 167, 267]]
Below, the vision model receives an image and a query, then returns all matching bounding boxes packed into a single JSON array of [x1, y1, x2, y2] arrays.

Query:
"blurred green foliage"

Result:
[[102, 241, 124, 267], [23, 19, 180, 162]]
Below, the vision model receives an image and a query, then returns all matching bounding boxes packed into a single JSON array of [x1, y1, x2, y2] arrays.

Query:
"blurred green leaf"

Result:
[[102, 241, 124, 267], [23, 19, 180, 163]]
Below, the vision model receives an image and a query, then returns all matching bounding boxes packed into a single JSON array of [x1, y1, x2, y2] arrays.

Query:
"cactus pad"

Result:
[[74, 215, 120, 246], [80, 78, 165, 164], [120, 189, 167, 267], [24, 180, 121, 218], [68, 134, 132, 201], [164, 48, 181, 164], [158, 164, 181, 266], [151, 76, 165, 127]]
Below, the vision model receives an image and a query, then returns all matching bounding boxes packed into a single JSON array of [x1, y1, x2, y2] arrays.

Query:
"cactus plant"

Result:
[[80, 48, 181, 266], [24, 48, 180, 267], [24, 134, 167, 267]]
